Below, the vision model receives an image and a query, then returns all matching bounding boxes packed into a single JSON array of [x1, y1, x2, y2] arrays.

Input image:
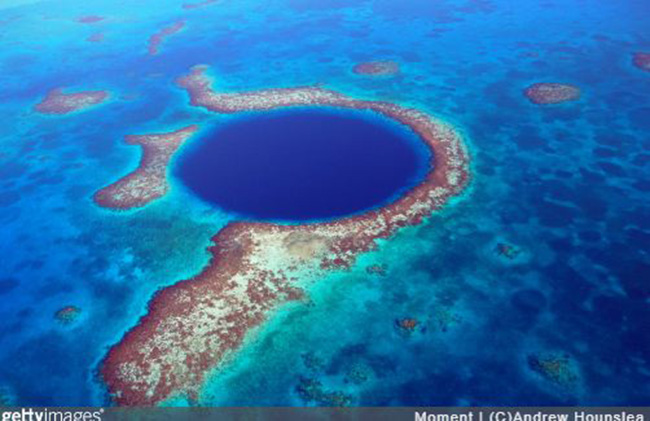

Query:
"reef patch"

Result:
[[87, 33, 105, 43], [353, 60, 400, 76], [99, 64, 470, 405], [524, 83, 581, 105], [0, 384, 16, 407], [495, 241, 521, 260], [76, 15, 105, 24], [395, 317, 420, 336], [54, 306, 82, 325], [527, 352, 580, 392], [366, 263, 388, 276], [633, 52, 650, 72], [94, 125, 199, 210], [182, 0, 219, 10], [296, 377, 352, 406], [35, 88, 109, 115], [148, 20, 186, 56]]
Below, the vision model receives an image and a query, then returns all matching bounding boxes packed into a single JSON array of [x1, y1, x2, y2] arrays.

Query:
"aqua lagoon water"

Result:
[[0, 0, 649, 407]]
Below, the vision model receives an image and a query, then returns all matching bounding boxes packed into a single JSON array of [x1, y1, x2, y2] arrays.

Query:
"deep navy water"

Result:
[[0, 0, 650, 408], [174, 109, 429, 221]]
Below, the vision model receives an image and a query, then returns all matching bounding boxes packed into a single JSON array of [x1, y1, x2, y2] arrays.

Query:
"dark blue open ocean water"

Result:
[[174, 109, 429, 221]]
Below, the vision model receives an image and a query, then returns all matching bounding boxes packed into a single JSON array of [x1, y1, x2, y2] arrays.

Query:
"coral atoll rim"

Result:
[[99, 64, 471, 406]]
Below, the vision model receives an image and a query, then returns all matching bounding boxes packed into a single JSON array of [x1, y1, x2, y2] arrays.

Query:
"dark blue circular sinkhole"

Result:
[[174, 108, 431, 222]]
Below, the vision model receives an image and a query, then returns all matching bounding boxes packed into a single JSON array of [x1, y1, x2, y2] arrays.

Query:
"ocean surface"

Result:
[[0, 0, 649, 407]]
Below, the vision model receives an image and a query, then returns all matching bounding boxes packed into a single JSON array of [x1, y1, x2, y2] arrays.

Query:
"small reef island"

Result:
[[524, 83, 581, 105], [35, 88, 109, 115], [352, 60, 401, 77], [97, 65, 471, 405], [148, 20, 186, 56]]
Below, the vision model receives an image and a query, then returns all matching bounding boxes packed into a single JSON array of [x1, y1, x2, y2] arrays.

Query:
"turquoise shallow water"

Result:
[[0, 0, 649, 406]]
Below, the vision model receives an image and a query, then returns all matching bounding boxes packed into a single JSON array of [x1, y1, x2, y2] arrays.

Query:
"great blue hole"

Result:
[[174, 108, 431, 222]]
